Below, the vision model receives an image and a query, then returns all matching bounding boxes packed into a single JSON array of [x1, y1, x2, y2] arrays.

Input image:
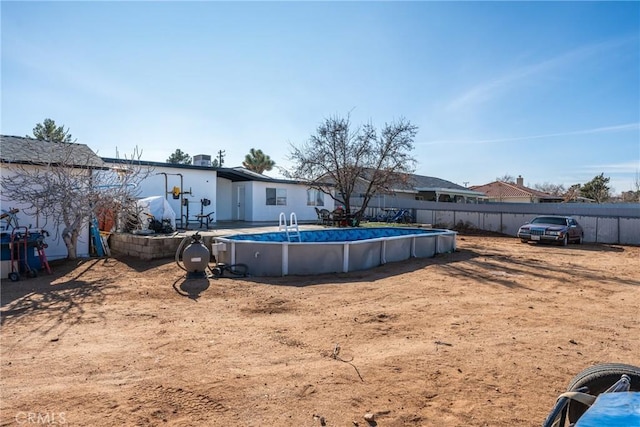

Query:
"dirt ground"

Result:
[[1, 233, 638, 427]]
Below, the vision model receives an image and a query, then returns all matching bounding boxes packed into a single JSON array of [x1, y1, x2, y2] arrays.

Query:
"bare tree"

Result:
[[1, 138, 152, 259], [496, 174, 515, 183], [564, 184, 582, 202], [534, 182, 566, 196], [629, 169, 640, 202], [286, 114, 418, 224]]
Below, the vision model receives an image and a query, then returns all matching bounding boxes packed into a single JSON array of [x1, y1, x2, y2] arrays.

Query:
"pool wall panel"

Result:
[[349, 241, 383, 272], [288, 243, 343, 275], [237, 242, 284, 276], [436, 234, 456, 253], [414, 236, 437, 258], [384, 238, 412, 263]]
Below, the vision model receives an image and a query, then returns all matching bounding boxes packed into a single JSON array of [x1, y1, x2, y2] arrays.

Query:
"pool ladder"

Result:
[[279, 212, 301, 242]]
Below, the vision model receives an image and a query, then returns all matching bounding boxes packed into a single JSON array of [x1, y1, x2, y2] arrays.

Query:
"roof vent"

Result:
[[193, 154, 212, 167], [516, 175, 524, 186]]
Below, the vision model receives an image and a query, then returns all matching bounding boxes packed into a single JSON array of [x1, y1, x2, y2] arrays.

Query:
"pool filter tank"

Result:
[[176, 232, 210, 279]]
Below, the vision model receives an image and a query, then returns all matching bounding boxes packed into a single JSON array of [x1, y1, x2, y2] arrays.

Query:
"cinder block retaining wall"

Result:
[[109, 233, 217, 260]]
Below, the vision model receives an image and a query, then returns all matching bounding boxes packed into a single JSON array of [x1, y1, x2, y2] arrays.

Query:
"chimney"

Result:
[[516, 175, 524, 186]]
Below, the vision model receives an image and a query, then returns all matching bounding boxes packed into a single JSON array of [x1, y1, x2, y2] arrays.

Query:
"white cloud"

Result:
[[446, 36, 636, 112], [418, 122, 640, 146]]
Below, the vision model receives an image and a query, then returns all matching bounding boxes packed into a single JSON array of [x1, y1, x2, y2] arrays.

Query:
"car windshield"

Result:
[[531, 217, 567, 226]]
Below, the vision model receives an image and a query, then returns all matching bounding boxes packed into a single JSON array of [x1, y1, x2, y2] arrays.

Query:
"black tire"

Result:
[[566, 363, 640, 423], [561, 234, 568, 246], [8, 272, 20, 282], [576, 234, 583, 245], [520, 239, 528, 243]]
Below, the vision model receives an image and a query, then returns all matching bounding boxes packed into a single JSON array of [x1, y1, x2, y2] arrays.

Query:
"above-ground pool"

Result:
[[213, 227, 456, 276]]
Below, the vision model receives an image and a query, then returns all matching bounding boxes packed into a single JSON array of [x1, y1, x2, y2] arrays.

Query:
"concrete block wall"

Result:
[[109, 233, 218, 260], [109, 233, 184, 260]]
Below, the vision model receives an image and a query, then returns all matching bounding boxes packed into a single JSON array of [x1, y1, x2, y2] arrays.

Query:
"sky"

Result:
[[2, 1, 639, 194]]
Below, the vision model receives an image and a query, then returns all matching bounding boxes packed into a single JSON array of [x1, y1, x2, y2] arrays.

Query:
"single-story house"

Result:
[[100, 158, 332, 225], [470, 176, 563, 203], [1, 135, 332, 266], [0, 135, 106, 261]]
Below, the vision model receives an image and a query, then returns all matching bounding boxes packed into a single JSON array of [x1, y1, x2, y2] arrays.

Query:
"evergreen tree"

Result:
[[242, 148, 275, 174], [29, 118, 74, 143]]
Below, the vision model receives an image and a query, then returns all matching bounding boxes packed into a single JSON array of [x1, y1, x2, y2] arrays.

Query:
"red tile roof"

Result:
[[470, 181, 561, 200]]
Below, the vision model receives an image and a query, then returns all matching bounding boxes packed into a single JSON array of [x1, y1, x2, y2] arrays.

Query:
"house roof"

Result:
[[101, 158, 307, 185], [0, 135, 105, 168], [217, 167, 299, 184], [357, 169, 485, 197], [410, 174, 469, 191], [470, 181, 563, 201]]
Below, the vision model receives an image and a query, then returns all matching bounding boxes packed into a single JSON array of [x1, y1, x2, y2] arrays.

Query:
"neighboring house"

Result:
[[102, 158, 330, 225], [0, 135, 106, 261], [392, 173, 487, 203], [470, 175, 563, 203], [347, 170, 487, 209]]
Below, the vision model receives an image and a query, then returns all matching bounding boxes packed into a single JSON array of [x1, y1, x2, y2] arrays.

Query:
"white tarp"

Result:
[[136, 196, 176, 230]]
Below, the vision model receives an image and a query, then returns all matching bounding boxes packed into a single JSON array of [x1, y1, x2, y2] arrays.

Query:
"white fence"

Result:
[[357, 200, 640, 245]]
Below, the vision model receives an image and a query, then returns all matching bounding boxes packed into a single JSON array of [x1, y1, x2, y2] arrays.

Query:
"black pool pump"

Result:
[[175, 232, 211, 279]]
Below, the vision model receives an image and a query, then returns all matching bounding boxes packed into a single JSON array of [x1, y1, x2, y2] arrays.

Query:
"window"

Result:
[[266, 188, 287, 206], [306, 189, 324, 207]]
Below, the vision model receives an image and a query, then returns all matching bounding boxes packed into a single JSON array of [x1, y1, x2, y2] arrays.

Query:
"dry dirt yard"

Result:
[[1, 233, 638, 427]]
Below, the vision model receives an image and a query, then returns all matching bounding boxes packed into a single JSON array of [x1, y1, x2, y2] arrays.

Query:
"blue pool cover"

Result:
[[226, 227, 436, 243], [575, 392, 640, 427]]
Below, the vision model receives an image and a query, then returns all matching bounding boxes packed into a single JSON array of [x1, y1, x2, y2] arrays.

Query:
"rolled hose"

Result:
[[175, 234, 191, 272]]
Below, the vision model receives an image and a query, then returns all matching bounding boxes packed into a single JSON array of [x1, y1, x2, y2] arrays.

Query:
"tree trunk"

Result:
[[62, 229, 78, 260], [62, 216, 83, 260]]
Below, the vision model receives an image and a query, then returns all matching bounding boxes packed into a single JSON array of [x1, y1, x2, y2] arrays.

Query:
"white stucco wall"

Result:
[[244, 181, 330, 222], [216, 178, 233, 221], [107, 164, 218, 226], [1, 164, 90, 262]]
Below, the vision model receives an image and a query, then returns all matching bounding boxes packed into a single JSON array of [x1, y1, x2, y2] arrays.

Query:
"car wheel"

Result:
[[561, 234, 568, 246], [576, 234, 583, 244], [520, 239, 528, 243], [565, 363, 640, 424]]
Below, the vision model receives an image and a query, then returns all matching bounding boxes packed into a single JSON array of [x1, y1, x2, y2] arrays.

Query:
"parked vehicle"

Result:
[[517, 215, 583, 246]]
